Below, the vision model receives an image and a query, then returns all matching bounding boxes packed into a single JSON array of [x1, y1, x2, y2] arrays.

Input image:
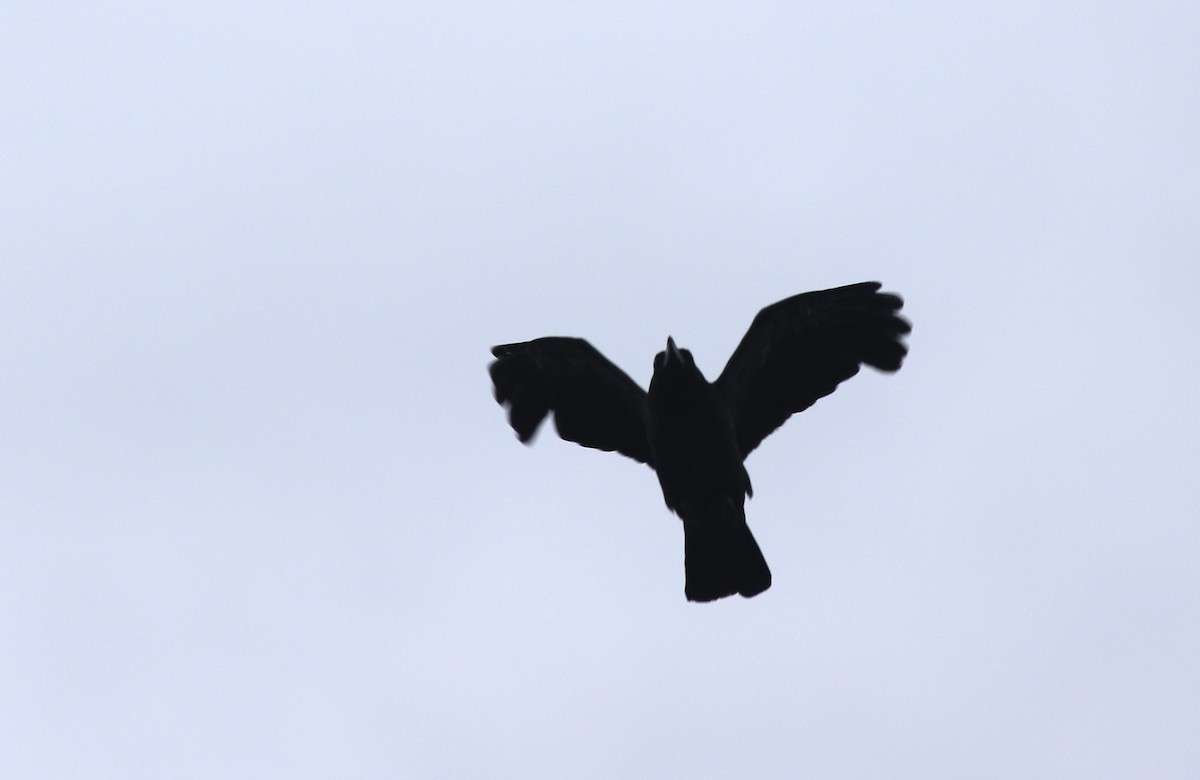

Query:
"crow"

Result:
[[488, 281, 910, 602]]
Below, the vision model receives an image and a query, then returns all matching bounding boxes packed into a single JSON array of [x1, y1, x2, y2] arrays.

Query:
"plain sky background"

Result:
[[3, 2, 1198, 777]]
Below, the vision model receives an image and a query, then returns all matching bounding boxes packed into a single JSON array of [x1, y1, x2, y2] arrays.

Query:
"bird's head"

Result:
[[651, 336, 700, 381], [654, 336, 686, 366]]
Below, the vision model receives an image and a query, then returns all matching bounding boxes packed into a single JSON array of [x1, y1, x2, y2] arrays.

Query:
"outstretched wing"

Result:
[[489, 337, 653, 465], [714, 282, 910, 459]]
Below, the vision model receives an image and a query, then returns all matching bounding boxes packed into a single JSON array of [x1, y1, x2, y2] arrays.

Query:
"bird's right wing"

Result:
[[489, 337, 653, 465]]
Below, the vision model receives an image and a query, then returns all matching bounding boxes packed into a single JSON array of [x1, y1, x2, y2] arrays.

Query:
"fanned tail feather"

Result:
[[682, 503, 771, 602]]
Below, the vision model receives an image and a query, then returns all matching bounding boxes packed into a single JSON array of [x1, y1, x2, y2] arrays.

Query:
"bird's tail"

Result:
[[682, 503, 771, 602]]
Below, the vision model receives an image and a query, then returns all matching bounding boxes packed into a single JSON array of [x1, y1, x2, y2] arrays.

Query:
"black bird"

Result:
[[488, 281, 910, 602]]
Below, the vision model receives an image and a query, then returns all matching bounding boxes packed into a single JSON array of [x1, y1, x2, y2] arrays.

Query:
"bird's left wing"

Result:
[[714, 282, 911, 459], [489, 337, 653, 465]]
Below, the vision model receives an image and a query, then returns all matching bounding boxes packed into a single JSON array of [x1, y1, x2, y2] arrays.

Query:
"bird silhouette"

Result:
[[489, 282, 910, 602]]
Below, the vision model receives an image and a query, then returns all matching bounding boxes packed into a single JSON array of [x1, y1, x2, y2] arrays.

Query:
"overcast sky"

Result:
[[3, 2, 1198, 777]]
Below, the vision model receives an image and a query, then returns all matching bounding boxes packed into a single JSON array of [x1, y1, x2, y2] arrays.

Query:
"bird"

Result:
[[488, 281, 910, 602]]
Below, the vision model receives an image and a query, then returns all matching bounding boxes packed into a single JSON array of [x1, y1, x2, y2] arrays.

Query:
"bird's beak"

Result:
[[665, 336, 680, 363]]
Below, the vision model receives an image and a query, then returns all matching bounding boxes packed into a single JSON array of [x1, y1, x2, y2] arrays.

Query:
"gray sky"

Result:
[[3, 2, 1198, 777]]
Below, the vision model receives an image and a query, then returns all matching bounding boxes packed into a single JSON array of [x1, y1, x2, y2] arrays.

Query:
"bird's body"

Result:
[[647, 339, 767, 600], [488, 282, 910, 602]]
